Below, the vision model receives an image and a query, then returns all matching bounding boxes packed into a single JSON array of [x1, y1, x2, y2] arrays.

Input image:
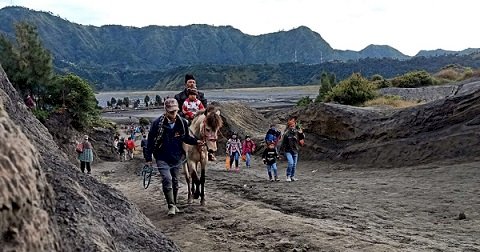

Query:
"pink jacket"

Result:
[[242, 139, 256, 154]]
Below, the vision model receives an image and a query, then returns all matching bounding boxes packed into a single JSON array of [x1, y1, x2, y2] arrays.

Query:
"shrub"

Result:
[[324, 73, 377, 106], [32, 108, 50, 123], [139, 117, 150, 127], [391, 70, 438, 88], [372, 79, 392, 89], [297, 96, 313, 107], [370, 74, 384, 81]]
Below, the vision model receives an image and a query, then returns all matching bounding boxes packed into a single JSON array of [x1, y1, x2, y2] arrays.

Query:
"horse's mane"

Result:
[[190, 105, 223, 133]]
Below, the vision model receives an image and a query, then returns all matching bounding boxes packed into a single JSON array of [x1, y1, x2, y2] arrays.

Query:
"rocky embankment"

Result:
[[0, 66, 179, 251], [291, 79, 480, 167]]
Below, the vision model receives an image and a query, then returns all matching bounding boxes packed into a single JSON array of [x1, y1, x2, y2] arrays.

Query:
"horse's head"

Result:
[[199, 107, 223, 152]]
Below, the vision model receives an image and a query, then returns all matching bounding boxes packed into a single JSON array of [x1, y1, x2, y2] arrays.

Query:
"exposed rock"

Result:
[[0, 66, 180, 251], [0, 97, 60, 251], [290, 79, 480, 167], [213, 101, 270, 154]]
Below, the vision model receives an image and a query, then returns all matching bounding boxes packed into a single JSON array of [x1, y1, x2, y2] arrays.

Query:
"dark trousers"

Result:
[[80, 161, 91, 173]]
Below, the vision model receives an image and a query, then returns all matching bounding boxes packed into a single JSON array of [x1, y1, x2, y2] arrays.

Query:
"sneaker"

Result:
[[286, 176, 292, 182], [274, 177, 280, 182], [87, 171, 91, 175], [269, 177, 274, 182], [290, 177, 298, 181], [174, 206, 183, 214]]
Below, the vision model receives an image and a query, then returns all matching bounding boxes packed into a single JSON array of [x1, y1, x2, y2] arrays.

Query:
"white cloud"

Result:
[[1, 0, 479, 56]]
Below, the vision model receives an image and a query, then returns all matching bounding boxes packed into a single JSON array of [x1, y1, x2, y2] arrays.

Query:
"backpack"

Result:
[[75, 143, 84, 153]]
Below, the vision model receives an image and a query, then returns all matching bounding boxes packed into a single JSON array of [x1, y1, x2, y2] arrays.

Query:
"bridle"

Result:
[[190, 116, 219, 160]]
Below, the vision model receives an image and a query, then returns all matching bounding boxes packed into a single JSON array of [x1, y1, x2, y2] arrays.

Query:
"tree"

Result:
[[155, 94, 162, 106], [0, 34, 20, 84], [123, 97, 130, 108], [13, 22, 53, 106], [49, 73, 100, 129], [144, 95, 150, 107], [110, 97, 117, 108], [316, 72, 336, 102]]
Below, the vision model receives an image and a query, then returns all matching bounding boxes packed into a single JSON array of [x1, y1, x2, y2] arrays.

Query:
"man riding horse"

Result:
[[174, 74, 217, 161]]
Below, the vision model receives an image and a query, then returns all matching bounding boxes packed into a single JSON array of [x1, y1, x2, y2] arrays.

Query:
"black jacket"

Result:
[[262, 148, 279, 165], [145, 115, 198, 165]]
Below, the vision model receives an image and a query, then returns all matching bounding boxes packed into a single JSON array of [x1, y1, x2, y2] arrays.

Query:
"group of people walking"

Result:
[[77, 73, 306, 217], [225, 117, 305, 182]]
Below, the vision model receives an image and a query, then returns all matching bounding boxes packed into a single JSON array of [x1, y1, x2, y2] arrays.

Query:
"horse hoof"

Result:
[[200, 200, 205, 206]]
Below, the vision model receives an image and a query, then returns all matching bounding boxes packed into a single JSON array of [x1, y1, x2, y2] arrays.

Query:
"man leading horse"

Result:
[[145, 98, 204, 216]]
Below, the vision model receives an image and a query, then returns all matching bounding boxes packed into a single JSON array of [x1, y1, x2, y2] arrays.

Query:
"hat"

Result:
[[84, 135, 89, 140], [245, 135, 250, 138], [185, 74, 195, 83], [187, 88, 198, 96], [164, 98, 179, 112]]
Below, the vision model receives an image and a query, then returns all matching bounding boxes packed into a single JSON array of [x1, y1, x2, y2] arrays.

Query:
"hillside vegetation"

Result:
[[1, 6, 479, 91]]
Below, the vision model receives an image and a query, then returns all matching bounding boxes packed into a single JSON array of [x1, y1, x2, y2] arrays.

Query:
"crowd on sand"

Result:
[[72, 73, 305, 216]]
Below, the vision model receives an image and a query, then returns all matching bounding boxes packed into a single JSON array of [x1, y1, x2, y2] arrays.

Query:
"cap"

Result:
[[164, 98, 179, 112], [185, 74, 195, 83], [245, 135, 250, 138]]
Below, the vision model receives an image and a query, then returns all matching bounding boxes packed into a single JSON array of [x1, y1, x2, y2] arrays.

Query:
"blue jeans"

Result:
[[155, 160, 181, 192], [229, 151, 240, 168], [266, 163, 278, 178], [245, 153, 252, 167], [285, 152, 298, 178]]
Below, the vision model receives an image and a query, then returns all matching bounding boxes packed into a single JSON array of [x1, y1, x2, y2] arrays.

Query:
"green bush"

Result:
[[370, 74, 384, 81], [391, 70, 438, 88], [32, 108, 50, 123], [139, 117, 151, 126], [324, 73, 377, 106], [296, 96, 313, 107]]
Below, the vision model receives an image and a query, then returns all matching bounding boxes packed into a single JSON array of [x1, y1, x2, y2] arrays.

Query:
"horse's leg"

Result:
[[193, 162, 201, 199], [200, 162, 206, 206], [184, 161, 193, 204]]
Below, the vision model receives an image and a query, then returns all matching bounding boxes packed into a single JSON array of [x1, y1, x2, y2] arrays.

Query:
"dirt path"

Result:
[[92, 155, 480, 252]]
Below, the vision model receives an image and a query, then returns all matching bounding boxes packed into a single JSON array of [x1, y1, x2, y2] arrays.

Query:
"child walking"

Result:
[[262, 142, 280, 181], [242, 135, 256, 168], [226, 132, 242, 172]]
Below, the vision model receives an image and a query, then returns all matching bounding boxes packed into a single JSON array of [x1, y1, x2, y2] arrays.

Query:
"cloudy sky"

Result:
[[0, 0, 478, 56]]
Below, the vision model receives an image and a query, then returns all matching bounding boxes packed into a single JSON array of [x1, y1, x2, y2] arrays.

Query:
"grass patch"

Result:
[[364, 95, 421, 108]]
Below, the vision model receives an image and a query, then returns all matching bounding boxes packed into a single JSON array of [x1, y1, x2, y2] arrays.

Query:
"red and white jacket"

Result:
[[182, 98, 205, 120]]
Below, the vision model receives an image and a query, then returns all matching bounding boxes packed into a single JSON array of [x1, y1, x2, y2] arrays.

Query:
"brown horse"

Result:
[[183, 106, 223, 205]]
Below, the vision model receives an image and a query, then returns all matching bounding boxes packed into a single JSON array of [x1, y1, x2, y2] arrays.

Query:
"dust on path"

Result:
[[93, 155, 480, 252]]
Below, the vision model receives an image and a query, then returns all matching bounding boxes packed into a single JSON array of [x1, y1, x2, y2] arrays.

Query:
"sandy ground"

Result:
[[92, 150, 480, 252]]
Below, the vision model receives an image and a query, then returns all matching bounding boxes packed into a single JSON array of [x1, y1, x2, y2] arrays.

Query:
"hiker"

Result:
[[182, 88, 205, 121], [226, 132, 242, 172], [24, 94, 36, 110], [279, 116, 305, 182], [77, 135, 94, 174], [145, 97, 204, 216], [265, 124, 282, 148], [262, 141, 280, 181], [140, 134, 148, 161], [242, 134, 256, 168], [126, 136, 135, 160], [174, 74, 216, 161], [117, 137, 126, 162]]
